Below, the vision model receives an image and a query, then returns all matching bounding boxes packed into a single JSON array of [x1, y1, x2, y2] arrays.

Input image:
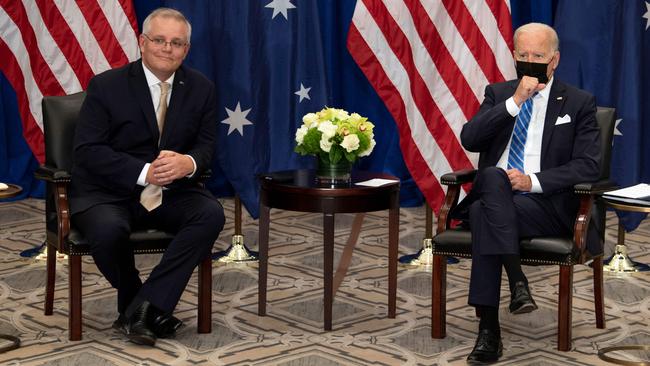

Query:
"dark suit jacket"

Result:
[[70, 60, 217, 215], [458, 78, 601, 247]]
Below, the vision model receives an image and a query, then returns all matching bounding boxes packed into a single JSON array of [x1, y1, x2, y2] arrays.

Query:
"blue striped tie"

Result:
[[507, 97, 533, 171]]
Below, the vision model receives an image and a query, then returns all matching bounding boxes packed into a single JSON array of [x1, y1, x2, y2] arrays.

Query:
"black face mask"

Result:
[[515, 60, 550, 84]]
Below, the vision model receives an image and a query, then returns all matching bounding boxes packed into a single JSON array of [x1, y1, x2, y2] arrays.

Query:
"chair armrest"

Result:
[[571, 180, 618, 262], [35, 165, 72, 253], [574, 180, 618, 195], [440, 169, 477, 186], [34, 165, 71, 182], [199, 169, 211, 181], [435, 172, 472, 235], [435, 169, 476, 234]]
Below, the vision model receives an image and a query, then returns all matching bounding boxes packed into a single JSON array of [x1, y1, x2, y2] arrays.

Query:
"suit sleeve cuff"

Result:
[[137, 163, 150, 186], [505, 97, 520, 117], [185, 155, 197, 177], [529, 173, 543, 193]]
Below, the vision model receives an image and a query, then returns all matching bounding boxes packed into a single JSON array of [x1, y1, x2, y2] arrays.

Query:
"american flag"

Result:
[[0, 0, 140, 164], [347, 0, 516, 212]]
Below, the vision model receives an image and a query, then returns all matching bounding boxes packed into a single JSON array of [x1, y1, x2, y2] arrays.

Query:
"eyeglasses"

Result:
[[142, 34, 188, 50]]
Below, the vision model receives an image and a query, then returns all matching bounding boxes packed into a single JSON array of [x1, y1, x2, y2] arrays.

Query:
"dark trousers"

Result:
[[467, 167, 571, 307], [73, 190, 225, 314]]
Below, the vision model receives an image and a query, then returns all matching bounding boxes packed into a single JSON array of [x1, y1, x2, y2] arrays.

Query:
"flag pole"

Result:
[[213, 195, 259, 263]]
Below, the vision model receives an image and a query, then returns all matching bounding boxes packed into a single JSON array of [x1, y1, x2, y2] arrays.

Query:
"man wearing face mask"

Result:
[[456, 23, 600, 363]]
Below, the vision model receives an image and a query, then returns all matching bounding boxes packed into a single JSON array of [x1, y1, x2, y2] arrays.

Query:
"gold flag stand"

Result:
[[213, 195, 259, 263], [399, 203, 458, 267]]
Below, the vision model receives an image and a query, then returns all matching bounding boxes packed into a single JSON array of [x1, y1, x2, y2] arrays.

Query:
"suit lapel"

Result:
[[540, 79, 566, 164], [128, 60, 160, 142], [159, 66, 188, 148]]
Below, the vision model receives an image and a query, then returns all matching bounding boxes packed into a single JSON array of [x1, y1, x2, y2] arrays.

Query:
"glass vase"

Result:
[[316, 158, 352, 185]]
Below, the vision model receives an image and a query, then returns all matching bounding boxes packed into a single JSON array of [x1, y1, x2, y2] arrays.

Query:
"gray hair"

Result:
[[142, 8, 192, 42], [513, 22, 559, 52]]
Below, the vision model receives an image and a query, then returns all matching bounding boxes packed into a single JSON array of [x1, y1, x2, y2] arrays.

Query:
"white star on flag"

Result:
[[294, 83, 311, 102], [265, 0, 296, 20], [644, 1, 650, 30], [614, 118, 623, 136], [221, 102, 253, 136]]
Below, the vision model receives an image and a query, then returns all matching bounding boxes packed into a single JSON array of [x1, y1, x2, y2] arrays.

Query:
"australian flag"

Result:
[[554, 0, 650, 231]]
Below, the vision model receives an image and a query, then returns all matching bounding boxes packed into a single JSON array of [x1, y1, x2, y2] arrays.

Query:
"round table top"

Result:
[[259, 169, 399, 195], [259, 170, 400, 214], [0, 183, 22, 199], [602, 196, 650, 213]]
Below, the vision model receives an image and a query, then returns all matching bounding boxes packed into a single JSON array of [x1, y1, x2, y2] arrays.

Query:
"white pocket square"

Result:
[[555, 114, 572, 125]]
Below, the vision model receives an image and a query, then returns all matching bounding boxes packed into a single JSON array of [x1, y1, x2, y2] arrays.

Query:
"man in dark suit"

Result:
[[458, 23, 600, 363], [69, 8, 224, 346]]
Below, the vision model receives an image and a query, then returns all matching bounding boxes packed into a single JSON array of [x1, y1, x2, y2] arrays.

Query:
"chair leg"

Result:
[[592, 256, 605, 329], [197, 256, 212, 334], [431, 255, 447, 338], [557, 265, 573, 351], [69, 255, 82, 341], [44, 242, 56, 315]]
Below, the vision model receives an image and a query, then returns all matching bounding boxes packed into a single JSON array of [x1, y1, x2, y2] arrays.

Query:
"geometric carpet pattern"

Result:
[[1, 198, 649, 365]]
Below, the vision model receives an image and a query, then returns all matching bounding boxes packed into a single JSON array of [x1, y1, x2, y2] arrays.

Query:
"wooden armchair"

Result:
[[34, 92, 212, 340]]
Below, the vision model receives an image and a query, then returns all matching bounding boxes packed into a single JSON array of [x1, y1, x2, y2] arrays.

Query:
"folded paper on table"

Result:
[[603, 183, 650, 206], [355, 178, 399, 187]]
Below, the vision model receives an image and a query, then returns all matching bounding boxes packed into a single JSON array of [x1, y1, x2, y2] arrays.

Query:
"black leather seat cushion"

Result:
[[66, 229, 174, 256], [433, 228, 579, 265]]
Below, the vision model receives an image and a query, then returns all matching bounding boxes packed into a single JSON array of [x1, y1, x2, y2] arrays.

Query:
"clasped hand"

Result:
[[513, 76, 546, 106], [146, 150, 193, 186], [506, 169, 532, 192]]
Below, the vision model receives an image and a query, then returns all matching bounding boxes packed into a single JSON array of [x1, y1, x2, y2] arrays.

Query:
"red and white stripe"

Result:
[[347, 0, 516, 212], [0, 0, 139, 163]]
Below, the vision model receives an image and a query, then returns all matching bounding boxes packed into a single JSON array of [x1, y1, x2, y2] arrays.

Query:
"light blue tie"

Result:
[[507, 97, 533, 171]]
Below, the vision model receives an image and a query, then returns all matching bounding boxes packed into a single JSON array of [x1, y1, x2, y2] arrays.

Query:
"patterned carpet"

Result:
[[0, 197, 649, 365]]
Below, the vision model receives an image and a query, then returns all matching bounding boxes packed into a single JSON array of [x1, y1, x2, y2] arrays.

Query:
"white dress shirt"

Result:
[[496, 77, 555, 193], [136, 63, 196, 186]]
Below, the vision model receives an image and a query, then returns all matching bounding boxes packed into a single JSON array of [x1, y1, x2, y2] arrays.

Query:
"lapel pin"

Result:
[[179, 80, 185, 85], [556, 96, 563, 100]]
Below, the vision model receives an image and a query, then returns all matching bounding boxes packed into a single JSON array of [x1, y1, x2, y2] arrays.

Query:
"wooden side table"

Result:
[[258, 169, 400, 330], [0, 183, 21, 353], [0, 183, 22, 200], [602, 198, 650, 272]]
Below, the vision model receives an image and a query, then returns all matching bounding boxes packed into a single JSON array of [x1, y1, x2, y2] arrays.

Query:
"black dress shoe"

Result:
[[509, 281, 538, 314], [126, 301, 157, 346], [151, 314, 183, 338], [112, 314, 128, 334], [113, 313, 182, 338], [467, 328, 503, 364]]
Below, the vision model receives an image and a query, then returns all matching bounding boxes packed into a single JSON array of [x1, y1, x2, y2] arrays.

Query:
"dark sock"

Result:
[[477, 305, 499, 332], [502, 254, 526, 292]]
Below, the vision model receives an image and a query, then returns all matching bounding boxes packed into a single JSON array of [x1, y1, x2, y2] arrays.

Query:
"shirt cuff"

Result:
[[185, 155, 197, 177], [529, 173, 543, 193], [137, 163, 150, 186], [505, 97, 520, 117]]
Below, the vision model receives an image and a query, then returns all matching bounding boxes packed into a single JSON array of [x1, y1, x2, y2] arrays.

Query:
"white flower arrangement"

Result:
[[294, 107, 376, 164]]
